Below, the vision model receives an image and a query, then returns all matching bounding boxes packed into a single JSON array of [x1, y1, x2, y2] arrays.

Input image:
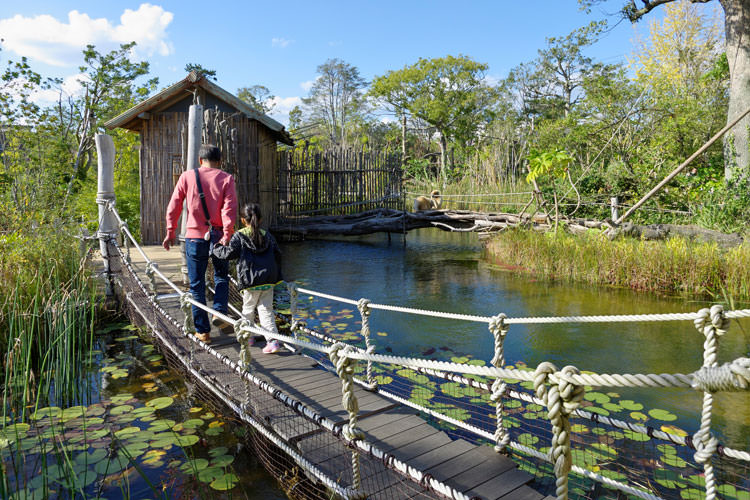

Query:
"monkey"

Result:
[[413, 190, 442, 211]]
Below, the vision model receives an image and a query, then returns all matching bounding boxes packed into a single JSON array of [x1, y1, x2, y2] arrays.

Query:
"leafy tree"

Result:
[[237, 85, 275, 114], [370, 55, 497, 187], [508, 22, 611, 120], [580, 0, 750, 182], [184, 63, 217, 80], [302, 58, 367, 148]]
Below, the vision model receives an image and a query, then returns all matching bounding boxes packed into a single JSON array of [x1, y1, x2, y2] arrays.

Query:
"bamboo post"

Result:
[[96, 134, 117, 296], [180, 104, 203, 285], [616, 105, 750, 225]]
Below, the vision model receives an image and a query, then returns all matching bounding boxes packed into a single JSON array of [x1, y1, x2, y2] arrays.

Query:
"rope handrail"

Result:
[[103, 203, 750, 500]]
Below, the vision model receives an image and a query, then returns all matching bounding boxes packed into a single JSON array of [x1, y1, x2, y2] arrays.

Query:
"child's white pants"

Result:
[[241, 288, 278, 340]]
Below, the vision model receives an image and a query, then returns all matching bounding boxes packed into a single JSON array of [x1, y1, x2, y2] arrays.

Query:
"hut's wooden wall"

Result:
[[139, 111, 279, 244]]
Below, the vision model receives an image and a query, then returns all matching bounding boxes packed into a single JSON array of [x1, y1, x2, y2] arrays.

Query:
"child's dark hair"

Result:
[[198, 144, 222, 163], [241, 203, 264, 247]]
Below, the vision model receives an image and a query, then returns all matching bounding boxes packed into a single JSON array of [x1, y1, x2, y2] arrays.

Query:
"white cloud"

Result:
[[483, 74, 501, 87], [300, 77, 319, 92], [271, 37, 294, 48], [267, 95, 302, 124], [328, 41, 342, 47], [31, 73, 89, 104], [0, 4, 174, 67]]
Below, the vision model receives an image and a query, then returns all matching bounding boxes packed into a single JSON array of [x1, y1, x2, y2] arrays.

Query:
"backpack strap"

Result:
[[193, 168, 212, 228]]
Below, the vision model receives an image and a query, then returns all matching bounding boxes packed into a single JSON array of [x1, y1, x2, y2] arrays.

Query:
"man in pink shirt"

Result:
[[163, 144, 237, 343]]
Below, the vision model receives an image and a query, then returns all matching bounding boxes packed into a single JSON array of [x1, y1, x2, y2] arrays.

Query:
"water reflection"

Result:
[[282, 229, 750, 447]]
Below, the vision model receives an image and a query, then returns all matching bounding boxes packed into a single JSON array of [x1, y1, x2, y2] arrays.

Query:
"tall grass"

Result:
[[0, 225, 98, 419], [485, 228, 750, 300]]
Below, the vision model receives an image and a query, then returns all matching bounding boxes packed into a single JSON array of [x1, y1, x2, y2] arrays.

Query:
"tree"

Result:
[[370, 55, 497, 187], [237, 85, 275, 114], [302, 58, 367, 148], [508, 22, 611, 120], [580, 0, 750, 182], [184, 63, 217, 80]]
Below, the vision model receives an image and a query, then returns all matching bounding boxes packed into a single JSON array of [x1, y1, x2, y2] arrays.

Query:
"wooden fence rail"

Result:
[[277, 149, 403, 217]]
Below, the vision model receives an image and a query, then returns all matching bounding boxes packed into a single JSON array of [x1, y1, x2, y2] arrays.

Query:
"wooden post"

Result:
[[96, 134, 117, 296], [610, 196, 619, 221], [181, 104, 203, 285]]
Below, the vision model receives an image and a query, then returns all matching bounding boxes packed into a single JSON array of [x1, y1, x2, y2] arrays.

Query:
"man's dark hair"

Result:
[[198, 144, 222, 163]]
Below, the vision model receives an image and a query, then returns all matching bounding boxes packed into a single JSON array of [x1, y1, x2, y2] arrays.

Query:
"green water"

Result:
[[281, 229, 750, 449]]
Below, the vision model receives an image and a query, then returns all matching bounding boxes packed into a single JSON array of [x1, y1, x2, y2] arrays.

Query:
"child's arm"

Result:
[[212, 234, 241, 260]]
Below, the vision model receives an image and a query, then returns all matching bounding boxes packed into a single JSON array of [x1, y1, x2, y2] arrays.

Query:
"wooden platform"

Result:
[[129, 245, 545, 500]]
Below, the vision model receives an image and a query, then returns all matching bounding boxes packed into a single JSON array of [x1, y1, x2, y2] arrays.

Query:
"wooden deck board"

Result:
[[129, 245, 544, 500]]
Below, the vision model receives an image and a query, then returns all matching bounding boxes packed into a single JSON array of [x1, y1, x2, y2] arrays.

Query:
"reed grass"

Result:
[[484, 228, 750, 300], [0, 224, 98, 418]]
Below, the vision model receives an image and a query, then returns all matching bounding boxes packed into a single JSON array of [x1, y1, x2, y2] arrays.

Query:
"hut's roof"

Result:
[[104, 71, 293, 145]]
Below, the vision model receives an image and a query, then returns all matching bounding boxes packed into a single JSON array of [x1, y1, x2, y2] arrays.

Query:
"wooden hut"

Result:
[[104, 71, 293, 244]]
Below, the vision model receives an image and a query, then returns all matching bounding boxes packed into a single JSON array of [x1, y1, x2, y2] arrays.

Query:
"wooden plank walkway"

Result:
[[129, 245, 546, 500]]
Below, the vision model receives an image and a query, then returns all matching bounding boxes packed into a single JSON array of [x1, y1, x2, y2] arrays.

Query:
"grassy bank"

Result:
[[0, 225, 99, 417], [484, 228, 750, 301]]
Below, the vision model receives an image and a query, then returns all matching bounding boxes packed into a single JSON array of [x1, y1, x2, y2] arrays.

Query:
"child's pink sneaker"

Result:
[[262, 340, 281, 354]]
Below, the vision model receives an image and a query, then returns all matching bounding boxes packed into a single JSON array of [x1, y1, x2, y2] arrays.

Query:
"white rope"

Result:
[[489, 314, 510, 452]]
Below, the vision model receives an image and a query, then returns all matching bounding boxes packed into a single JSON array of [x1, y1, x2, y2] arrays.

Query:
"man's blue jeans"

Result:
[[185, 234, 229, 334]]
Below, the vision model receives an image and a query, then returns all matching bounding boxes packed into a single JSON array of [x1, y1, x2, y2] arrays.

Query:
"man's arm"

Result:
[[220, 175, 238, 245], [163, 173, 187, 250]]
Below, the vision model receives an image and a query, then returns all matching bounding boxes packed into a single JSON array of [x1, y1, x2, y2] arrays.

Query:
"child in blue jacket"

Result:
[[213, 203, 283, 353]]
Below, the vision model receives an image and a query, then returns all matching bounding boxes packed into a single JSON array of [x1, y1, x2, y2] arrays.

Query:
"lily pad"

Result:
[[210, 473, 239, 491], [146, 397, 174, 410], [180, 458, 210, 473], [75, 449, 109, 465], [211, 454, 234, 467], [649, 408, 678, 422], [31, 407, 62, 420], [174, 434, 200, 447], [197, 466, 224, 483], [661, 424, 688, 437], [110, 405, 134, 416], [619, 400, 644, 411], [209, 446, 229, 457], [148, 419, 176, 432], [182, 419, 205, 429], [205, 427, 223, 436], [94, 455, 129, 475], [584, 392, 610, 404]]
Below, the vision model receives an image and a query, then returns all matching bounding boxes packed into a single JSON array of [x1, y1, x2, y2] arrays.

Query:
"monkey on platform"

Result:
[[413, 190, 442, 211]]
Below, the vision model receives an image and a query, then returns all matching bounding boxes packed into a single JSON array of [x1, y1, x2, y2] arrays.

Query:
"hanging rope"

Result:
[[234, 317, 254, 409], [489, 313, 510, 452], [180, 293, 195, 364], [357, 298, 377, 390], [145, 262, 158, 298], [119, 220, 131, 264], [534, 362, 585, 500], [329, 342, 365, 493], [288, 281, 299, 339], [692, 305, 729, 500]]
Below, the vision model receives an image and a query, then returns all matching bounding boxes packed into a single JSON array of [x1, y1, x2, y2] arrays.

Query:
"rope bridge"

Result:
[[102, 201, 750, 500]]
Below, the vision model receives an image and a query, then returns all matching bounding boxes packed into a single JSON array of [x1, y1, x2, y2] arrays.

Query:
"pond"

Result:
[[1, 324, 287, 499], [281, 228, 750, 450]]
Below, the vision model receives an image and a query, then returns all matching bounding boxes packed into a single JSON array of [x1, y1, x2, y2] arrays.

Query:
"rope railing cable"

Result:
[[115, 243, 667, 500]]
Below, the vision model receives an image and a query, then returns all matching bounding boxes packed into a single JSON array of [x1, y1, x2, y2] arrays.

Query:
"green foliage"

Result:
[[184, 62, 217, 80], [526, 149, 574, 184], [237, 84, 275, 114]]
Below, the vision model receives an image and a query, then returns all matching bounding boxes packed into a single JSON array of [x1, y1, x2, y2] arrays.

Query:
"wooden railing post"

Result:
[[180, 104, 203, 285], [95, 134, 117, 296]]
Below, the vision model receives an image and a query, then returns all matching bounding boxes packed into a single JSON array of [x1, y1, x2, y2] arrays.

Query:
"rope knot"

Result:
[[533, 361, 557, 402], [234, 318, 253, 341], [558, 365, 585, 415], [693, 431, 719, 464], [692, 357, 750, 392], [489, 313, 508, 336], [694, 305, 729, 338], [179, 293, 191, 310], [357, 298, 371, 317]]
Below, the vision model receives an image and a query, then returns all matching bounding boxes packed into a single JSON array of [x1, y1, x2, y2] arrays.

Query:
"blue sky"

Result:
[[0, 1, 672, 124]]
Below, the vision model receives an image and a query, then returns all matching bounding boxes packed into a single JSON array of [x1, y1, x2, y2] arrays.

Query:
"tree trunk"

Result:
[[438, 132, 448, 189], [721, 0, 750, 182], [401, 114, 407, 166]]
